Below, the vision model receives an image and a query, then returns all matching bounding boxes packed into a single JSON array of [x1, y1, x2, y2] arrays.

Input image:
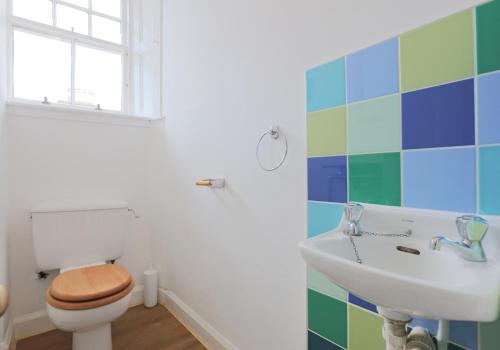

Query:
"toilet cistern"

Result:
[[430, 215, 489, 262]]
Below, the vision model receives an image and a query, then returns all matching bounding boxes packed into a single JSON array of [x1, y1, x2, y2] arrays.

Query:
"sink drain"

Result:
[[396, 246, 420, 255]]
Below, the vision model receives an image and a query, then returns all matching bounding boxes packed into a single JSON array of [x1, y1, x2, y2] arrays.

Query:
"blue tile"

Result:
[[402, 79, 475, 150], [410, 318, 439, 335], [308, 156, 347, 203], [477, 71, 500, 145], [403, 148, 476, 213], [346, 38, 399, 103], [308, 331, 344, 350], [308, 202, 344, 238], [348, 294, 377, 313], [479, 146, 500, 215], [307, 58, 346, 112], [450, 321, 477, 350]]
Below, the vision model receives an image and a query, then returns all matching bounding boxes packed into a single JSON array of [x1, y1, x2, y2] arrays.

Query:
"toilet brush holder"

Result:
[[143, 269, 158, 308]]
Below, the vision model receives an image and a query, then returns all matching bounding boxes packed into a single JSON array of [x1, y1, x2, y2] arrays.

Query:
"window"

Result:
[[9, 0, 127, 112]]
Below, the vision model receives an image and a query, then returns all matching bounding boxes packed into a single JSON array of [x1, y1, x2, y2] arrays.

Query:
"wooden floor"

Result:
[[17, 305, 207, 350]]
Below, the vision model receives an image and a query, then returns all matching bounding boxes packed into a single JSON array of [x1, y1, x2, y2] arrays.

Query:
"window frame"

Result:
[[6, 0, 131, 113]]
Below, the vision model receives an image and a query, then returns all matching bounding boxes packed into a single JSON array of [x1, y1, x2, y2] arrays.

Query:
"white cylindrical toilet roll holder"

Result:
[[143, 269, 158, 308]]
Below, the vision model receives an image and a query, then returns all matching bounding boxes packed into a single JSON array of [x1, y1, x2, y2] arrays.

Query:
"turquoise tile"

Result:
[[479, 146, 500, 215], [308, 201, 344, 238], [347, 95, 401, 154], [307, 58, 346, 112], [346, 38, 399, 103], [308, 267, 348, 302], [403, 148, 476, 213]]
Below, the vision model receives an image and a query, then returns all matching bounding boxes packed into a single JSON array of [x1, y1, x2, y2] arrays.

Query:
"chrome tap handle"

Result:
[[345, 203, 364, 223], [456, 215, 489, 244]]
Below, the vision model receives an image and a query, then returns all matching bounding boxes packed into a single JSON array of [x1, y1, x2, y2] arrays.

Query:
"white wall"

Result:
[[7, 114, 152, 319], [0, 0, 10, 342], [149, 0, 486, 349]]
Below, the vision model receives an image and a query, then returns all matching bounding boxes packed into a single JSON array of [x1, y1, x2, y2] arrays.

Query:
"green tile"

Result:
[[308, 289, 347, 348], [308, 267, 348, 302], [479, 317, 500, 350], [348, 153, 401, 206], [307, 106, 347, 157], [347, 95, 401, 154], [349, 305, 385, 350], [400, 10, 474, 91], [476, 0, 500, 74]]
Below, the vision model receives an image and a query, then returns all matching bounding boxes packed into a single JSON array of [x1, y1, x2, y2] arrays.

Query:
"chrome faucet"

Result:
[[430, 215, 489, 262], [344, 203, 364, 236]]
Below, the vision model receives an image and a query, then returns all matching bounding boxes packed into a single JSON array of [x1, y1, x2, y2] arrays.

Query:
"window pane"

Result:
[[92, 0, 121, 18], [92, 15, 121, 43], [13, 30, 72, 103], [56, 5, 89, 35], [64, 0, 89, 8], [13, 0, 52, 25], [75, 45, 122, 111]]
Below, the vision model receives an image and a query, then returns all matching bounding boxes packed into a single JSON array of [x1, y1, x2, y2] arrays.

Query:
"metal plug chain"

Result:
[[348, 234, 363, 264], [362, 229, 413, 238], [348, 229, 413, 265]]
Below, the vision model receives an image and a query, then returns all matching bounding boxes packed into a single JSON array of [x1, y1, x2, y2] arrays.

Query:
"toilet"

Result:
[[31, 200, 134, 350]]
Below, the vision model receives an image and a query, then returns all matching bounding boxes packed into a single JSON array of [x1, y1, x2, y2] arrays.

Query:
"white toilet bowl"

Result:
[[47, 293, 132, 350]]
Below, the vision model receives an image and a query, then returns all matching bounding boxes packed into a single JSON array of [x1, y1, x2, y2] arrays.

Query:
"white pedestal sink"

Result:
[[299, 204, 500, 322]]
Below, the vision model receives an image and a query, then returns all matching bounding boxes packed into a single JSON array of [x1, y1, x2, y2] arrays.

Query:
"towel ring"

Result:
[[256, 126, 288, 171]]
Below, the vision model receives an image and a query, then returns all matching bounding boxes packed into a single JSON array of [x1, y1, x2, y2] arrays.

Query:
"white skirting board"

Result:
[[11, 284, 144, 341], [158, 289, 238, 350]]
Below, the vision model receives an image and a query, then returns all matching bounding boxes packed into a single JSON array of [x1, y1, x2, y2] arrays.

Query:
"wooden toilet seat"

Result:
[[46, 264, 134, 310]]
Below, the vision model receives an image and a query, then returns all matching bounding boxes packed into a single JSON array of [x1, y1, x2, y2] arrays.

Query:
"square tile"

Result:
[[348, 95, 401, 154], [477, 71, 500, 145], [402, 79, 475, 150], [348, 153, 401, 206], [400, 10, 474, 91], [307, 106, 346, 157], [476, 0, 500, 74], [308, 201, 344, 238], [308, 156, 347, 203], [308, 267, 348, 302], [479, 316, 500, 350], [346, 38, 399, 103], [348, 294, 377, 313], [308, 331, 344, 350], [348, 305, 385, 350], [403, 148, 476, 213], [307, 58, 346, 112], [479, 146, 500, 215], [450, 321, 477, 350], [308, 289, 347, 348]]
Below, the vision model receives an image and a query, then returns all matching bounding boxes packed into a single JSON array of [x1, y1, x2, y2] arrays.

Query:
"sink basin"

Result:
[[299, 204, 500, 321]]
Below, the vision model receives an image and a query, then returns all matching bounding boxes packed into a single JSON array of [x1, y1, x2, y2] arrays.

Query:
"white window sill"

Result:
[[6, 100, 165, 127]]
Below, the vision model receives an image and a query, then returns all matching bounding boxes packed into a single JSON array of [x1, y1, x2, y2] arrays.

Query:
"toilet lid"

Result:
[[49, 264, 132, 302]]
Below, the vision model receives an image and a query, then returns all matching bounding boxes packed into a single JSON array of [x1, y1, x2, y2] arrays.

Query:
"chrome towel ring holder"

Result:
[[256, 125, 288, 171]]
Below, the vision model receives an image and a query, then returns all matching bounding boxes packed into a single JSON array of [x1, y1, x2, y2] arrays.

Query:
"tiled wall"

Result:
[[305, 1, 500, 350]]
